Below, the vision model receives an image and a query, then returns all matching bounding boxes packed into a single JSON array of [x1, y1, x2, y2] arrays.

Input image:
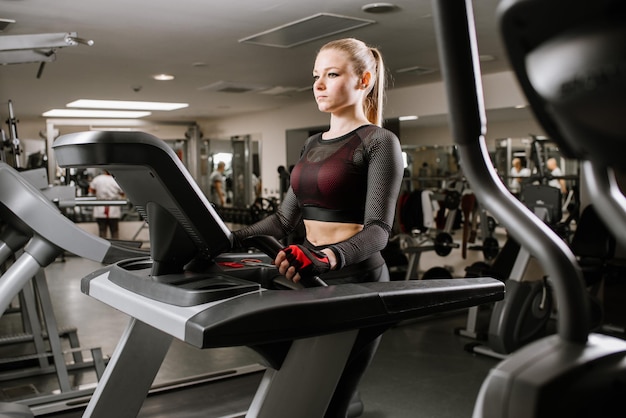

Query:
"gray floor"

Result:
[[0, 249, 508, 418]]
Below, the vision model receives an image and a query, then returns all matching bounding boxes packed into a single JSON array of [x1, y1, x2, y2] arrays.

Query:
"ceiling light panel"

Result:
[[42, 109, 151, 118], [239, 13, 375, 48], [67, 99, 188, 111]]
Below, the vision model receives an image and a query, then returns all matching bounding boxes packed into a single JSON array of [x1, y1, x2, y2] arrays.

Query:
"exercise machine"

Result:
[[458, 185, 558, 358], [52, 130, 504, 417], [433, 0, 626, 416], [459, 240, 553, 357], [0, 162, 147, 413]]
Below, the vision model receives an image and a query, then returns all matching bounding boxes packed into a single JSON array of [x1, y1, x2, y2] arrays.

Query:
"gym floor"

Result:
[[0, 223, 621, 417]]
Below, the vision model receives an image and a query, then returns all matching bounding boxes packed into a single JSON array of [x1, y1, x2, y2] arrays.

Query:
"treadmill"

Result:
[[52, 130, 504, 418]]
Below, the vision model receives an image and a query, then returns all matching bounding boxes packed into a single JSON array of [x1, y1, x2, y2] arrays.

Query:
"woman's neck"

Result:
[[324, 113, 370, 139]]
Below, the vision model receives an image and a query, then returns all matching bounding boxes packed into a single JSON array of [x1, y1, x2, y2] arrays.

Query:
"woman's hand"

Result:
[[275, 250, 300, 282], [275, 245, 336, 283]]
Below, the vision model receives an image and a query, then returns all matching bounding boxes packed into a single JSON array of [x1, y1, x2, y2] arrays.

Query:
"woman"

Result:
[[234, 38, 403, 417]]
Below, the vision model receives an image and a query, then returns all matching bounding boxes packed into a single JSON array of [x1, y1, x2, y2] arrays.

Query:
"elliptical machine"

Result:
[[433, 0, 626, 416], [458, 182, 562, 358]]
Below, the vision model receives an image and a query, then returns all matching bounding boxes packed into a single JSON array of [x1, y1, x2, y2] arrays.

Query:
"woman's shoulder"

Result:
[[355, 125, 402, 165], [357, 124, 400, 148], [358, 124, 398, 138]]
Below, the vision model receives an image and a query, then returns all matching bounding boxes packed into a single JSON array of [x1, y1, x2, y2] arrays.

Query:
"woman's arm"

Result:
[[232, 188, 302, 244]]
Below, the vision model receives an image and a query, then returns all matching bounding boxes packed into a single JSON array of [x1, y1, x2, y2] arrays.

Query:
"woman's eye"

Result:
[[328, 73, 339, 78], [313, 75, 319, 81]]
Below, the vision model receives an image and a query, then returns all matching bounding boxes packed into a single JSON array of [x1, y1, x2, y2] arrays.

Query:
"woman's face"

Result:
[[312, 48, 366, 116]]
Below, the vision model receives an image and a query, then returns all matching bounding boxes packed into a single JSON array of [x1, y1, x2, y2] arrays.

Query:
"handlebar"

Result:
[[241, 235, 329, 287]]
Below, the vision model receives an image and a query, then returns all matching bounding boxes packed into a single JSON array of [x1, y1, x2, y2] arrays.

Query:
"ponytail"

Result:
[[365, 48, 385, 126]]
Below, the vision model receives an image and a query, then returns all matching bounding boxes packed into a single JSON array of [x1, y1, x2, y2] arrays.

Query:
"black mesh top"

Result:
[[234, 124, 403, 269]]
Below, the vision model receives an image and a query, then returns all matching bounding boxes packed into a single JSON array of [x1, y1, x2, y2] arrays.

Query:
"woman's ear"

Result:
[[361, 71, 372, 89]]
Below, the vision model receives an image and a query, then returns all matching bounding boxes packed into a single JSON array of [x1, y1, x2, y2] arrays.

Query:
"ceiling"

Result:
[[0, 0, 513, 126]]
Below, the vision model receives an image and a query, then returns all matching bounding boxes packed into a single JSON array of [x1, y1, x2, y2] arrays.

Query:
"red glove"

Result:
[[282, 245, 331, 277]]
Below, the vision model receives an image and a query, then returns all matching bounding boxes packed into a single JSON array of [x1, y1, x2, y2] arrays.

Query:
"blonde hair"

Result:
[[319, 38, 386, 126]]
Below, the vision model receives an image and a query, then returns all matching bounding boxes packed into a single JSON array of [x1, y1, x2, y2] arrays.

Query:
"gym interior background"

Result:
[[1, 0, 626, 417]]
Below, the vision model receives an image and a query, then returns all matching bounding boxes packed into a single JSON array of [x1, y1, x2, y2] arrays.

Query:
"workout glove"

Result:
[[282, 245, 331, 277]]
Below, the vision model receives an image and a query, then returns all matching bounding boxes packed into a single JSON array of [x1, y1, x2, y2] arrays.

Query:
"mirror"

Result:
[[200, 136, 261, 208]]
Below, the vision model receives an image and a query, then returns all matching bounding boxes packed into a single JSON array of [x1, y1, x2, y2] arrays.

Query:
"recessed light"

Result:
[[362, 3, 397, 13], [42, 109, 151, 118], [153, 74, 175, 81], [67, 99, 188, 111], [399, 115, 419, 121]]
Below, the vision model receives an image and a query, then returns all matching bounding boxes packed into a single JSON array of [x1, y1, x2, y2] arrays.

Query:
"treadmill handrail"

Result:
[[0, 162, 146, 264], [80, 262, 504, 348]]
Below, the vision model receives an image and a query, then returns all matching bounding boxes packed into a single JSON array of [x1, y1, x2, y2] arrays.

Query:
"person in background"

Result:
[[209, 161, 226, 206], [89, 170, 124, 240], [232, 38, 403, 417], [252, 172, 262, 201], [509, 157, 530, 197], [546, 157, 567, 195]]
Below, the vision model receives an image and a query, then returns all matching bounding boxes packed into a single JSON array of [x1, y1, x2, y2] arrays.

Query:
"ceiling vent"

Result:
[[198, 81, 270, 93], [239, 13, 375, 48], [396, 66, 437, 76]]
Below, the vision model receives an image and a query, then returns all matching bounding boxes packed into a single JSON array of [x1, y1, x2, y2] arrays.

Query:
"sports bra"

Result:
[[290, 126, 371, 223]]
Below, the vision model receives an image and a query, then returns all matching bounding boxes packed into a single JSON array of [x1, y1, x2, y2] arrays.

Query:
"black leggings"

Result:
[[315, 253, 390, 418]]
